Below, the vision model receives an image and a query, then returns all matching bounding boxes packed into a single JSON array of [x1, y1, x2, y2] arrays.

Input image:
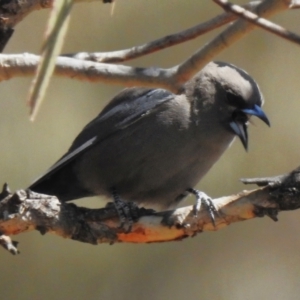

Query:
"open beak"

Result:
[[230, 105, 270, 151], [241, 104, 270, 127]]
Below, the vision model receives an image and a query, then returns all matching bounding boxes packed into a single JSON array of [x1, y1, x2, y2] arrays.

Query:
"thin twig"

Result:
[[174, 0, 290, 83], [0, 235, 19, 255], [213, 0, 300, 46], [63, 2, 261, 63], [27, 0, 73, 121]]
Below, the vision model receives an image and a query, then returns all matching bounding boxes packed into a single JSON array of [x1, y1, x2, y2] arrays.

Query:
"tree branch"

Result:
[[213, 0, 300, 46], [174, 0, 290, 83], [0, 53, 179, 90], [1, 167, 300, 254], [0, 0, 105, 51], [0, 0, 100, 29], [63, 2, 261, 63], [0, 0, 292, 90]]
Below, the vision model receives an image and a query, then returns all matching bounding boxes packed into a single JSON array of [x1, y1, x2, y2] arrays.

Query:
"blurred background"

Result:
[[1, 0, 300, 299]]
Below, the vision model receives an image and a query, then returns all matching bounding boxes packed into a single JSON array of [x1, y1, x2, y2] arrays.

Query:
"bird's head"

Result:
[[186, 61, 270, 150]]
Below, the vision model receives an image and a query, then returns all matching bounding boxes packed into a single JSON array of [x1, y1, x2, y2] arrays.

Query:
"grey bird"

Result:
[[29, 61, 270, 222]]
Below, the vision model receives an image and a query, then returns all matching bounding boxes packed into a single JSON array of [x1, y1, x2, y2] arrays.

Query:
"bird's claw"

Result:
[[187, 188, 219, 227], [253, 205, 279, 222], [111, 188, 139, 233]]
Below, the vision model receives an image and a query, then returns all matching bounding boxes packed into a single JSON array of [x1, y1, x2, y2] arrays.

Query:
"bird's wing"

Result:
[[30, 87, 174, 187]]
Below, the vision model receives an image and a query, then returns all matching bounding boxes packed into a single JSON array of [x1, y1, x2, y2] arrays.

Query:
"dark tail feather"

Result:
[[28, 165, 94, 202]]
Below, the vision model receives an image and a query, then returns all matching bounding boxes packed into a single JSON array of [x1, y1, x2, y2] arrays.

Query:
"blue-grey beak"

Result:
[[242, 104, 270, 127], [229, 105, 270, 151]]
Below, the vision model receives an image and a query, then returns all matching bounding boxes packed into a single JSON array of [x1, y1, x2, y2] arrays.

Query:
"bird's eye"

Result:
[[226, 92, 244, 108], [232, 110, 248, 124]]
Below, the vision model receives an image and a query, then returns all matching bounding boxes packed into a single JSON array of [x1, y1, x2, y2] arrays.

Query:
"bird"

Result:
[[29, 61, 270, 227]]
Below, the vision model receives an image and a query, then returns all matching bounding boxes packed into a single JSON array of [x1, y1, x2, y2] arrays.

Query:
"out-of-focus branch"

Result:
[[27, 0, 73, 121], [290, 1, 300, 8], [213, 0, 300, 46], [0, 0, 106, 51], [1, 167, 300, 254], [0, 0, 100, 29]]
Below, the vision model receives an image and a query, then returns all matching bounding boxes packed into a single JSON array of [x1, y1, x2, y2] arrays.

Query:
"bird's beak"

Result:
[[229, 119, 248, 150], [229, 105, 270, 151], [241, 104, 270, 127]]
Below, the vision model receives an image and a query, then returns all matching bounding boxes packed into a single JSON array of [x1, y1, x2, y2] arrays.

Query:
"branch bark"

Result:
[[213, 0, 300, 46], [0, 53, 178, 91], [1, 167, 300, 254], [0, 0, 292, 91], [62, 2, 261, 63], [174, 0, 290, 83]]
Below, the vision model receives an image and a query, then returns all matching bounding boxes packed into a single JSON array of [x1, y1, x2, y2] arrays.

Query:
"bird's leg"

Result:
[[110, 188, 139, 232], [187, 188, 218, 227]]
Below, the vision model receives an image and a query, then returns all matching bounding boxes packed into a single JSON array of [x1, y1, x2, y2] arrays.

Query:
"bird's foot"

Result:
[[187, 188, 219, 227], [253, 205, 279, 222], [111, 188, 139, 233]]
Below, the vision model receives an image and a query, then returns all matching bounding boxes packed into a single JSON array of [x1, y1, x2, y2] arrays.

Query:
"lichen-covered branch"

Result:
[[1, 167, 300, 254]]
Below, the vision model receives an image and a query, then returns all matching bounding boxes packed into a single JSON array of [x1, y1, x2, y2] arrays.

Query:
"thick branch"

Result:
[[1, 167, 300, 254], [0, 53, 178, 90]]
